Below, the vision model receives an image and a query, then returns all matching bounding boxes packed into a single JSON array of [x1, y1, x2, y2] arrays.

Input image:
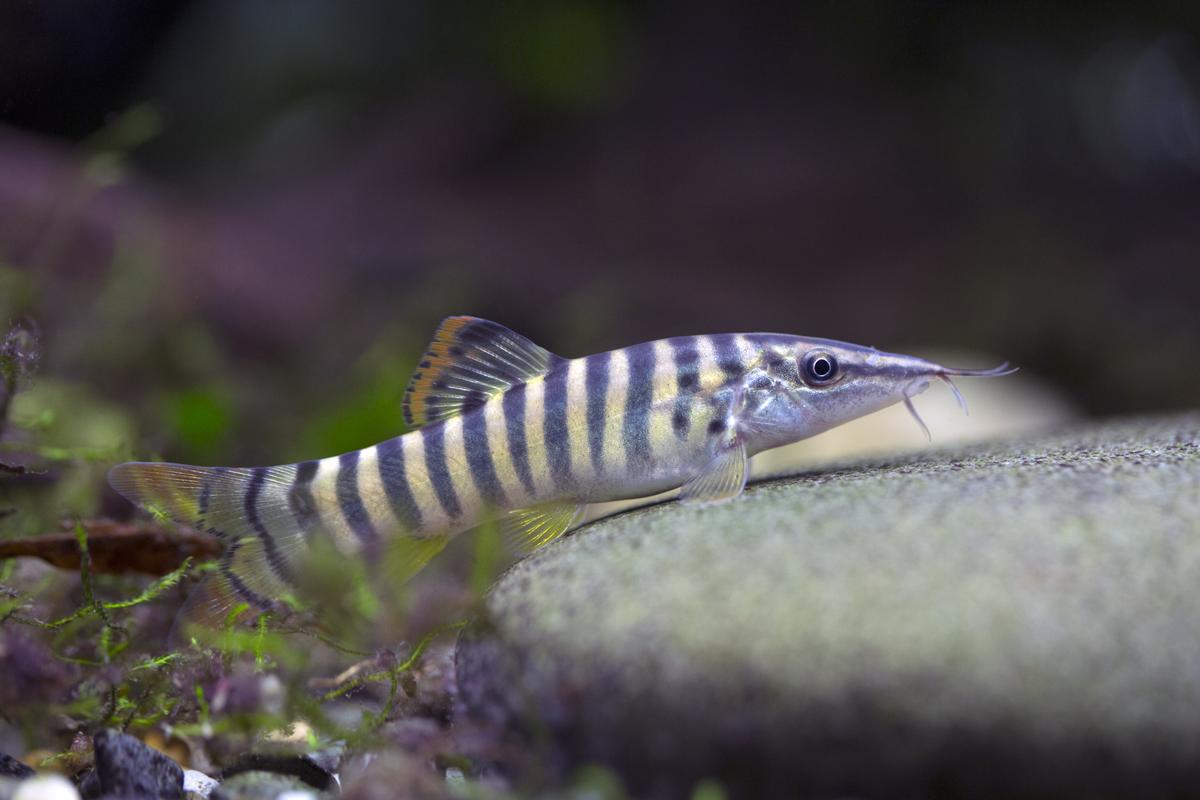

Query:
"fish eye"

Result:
[[801, 351, 840, 386]]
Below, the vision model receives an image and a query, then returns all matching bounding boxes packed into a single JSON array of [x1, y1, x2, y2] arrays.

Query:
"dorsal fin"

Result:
[[402, 316, 565, 428]]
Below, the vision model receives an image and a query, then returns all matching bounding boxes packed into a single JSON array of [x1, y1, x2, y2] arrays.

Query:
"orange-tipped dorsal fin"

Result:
[[402, 316, 565, 428]]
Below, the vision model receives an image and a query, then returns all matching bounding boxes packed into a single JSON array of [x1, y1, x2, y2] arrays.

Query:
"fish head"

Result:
[[740, 336, 1016, 451]]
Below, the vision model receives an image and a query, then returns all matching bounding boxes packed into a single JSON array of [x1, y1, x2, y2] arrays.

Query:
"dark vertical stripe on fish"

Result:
[[337, 451, 379, 543], [623, 342, 656, 471], [710, 333, 744, 382], [669, 336, 700, 440], [220, 542, 273, 609], [197, 466, 223, 536], [502, 384, 536, 497], [422, 424, 462, 518], [375, 436, 423, 533], [543, 365, 572, 490], [463, 407, 507, 508], [585, 351, 610, 474], [244, 467, 294, 585], [288, 460, 319, 535]]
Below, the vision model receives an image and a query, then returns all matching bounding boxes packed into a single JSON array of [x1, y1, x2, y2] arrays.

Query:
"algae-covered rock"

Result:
[[456, 414, 1200, 798]]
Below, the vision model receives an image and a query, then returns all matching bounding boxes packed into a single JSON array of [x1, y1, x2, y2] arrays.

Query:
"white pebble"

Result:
[[183, 768, 220, 797], [275, 791, 316, 800], [14, 775, 81, 800]]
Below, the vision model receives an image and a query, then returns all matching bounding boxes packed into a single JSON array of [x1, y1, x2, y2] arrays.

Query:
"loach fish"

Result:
[[108, 316, 1015, 630]]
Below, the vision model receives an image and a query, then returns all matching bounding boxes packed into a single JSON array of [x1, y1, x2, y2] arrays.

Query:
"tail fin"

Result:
[[108, 462, 308, 639], [109, 458, 452, 645]]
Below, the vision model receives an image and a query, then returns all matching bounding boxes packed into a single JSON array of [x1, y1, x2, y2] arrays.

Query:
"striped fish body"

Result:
[[324, 335, 741, 531], [198, 334, 754, 561], [110, 316, 985, 630]]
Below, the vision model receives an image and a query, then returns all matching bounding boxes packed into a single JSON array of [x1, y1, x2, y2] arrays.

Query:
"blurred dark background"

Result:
[[1, 0, 1198, 477]]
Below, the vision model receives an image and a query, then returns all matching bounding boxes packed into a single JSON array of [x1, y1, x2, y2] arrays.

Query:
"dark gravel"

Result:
[[0, 751, 35, 779], [87, 729, 183, 800]]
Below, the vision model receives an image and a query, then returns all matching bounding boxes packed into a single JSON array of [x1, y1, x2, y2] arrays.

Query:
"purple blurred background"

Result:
[[2, 1, 1198, 468]]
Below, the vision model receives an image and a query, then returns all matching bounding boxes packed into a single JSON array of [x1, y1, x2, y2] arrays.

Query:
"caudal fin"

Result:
[[108, 461, 308, 639], [108, 458, 451, 645]]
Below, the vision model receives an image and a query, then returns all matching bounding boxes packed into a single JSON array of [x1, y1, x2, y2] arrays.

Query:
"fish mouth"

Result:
[[903, 361, 1019, 441]]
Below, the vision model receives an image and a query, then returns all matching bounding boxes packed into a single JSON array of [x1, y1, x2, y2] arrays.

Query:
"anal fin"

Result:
[[380, 534, 449, 584]]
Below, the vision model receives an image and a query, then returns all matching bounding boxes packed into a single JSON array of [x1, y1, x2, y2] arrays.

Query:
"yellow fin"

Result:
[[503, 501, 586, 553], [402, 316, 564, 428], [380, 534, 449, 584]]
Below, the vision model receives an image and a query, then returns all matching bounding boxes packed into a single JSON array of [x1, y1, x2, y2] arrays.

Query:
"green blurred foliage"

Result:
[[495, 1, 635, 111], [12, 381, 135, 459], [294, 325, 419, 460], [160, 387, 233, 463], [3, 380, 133, 525], [0, 267, 34, 322]]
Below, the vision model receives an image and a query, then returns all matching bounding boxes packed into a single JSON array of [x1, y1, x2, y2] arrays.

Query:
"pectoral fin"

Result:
[[679, 441, 748, 505]]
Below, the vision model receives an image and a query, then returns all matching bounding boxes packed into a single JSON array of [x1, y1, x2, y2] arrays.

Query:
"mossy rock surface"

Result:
[[456, 414, 1200, 799]]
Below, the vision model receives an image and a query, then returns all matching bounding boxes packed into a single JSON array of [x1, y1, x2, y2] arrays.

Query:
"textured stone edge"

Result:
[[453, 413, 1200, 797]]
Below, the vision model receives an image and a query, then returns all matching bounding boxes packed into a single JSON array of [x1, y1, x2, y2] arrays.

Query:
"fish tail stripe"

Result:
[[462, 407, 508, 508], [196, 466, 224, 536], [709, 333, 744, 381], [375, 436, 424, 532], [542, 365, 572, 491], [584, 351, 610, 475], [245, 467, 294, 585], [337, 450, 380, 543], [421, 423, 462, 518], [622, 342, 657, 471], [669, 336, 700, 440], [219, 542, 274, 609], [288, 460, 320, 534], [502, 384, 536, 497], [197, 469, 216, 520]]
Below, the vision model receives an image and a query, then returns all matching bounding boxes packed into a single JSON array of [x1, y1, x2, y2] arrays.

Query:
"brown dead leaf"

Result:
[[0, 520, 222, 575]]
